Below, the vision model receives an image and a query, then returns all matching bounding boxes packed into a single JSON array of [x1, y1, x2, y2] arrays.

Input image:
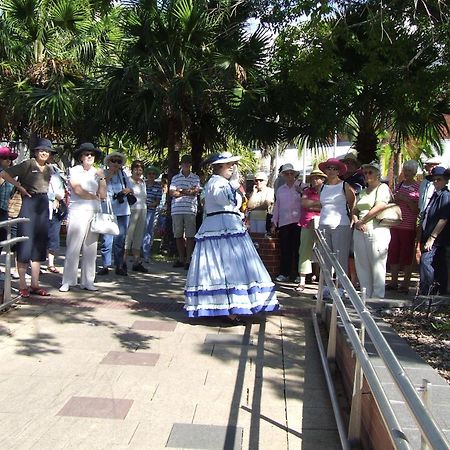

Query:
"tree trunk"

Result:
[[353, 127, 378, 164], [190, 130, 204, 178], [164, 115, 183, 257], [167, 116, 182, 183]]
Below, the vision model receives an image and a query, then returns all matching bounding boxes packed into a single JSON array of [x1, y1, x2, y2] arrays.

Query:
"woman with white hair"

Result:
[[247, 171, 274, 234], [387, 160, 420, 293], [352, 161, 391, 298]]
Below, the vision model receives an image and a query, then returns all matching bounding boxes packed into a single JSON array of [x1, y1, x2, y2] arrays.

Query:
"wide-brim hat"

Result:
[[210, 152, 241, 165], [426, 166, 450, 181], [309, 168, 327, 179], [318, 158, 347, 176], [104, 151, 127, 165], [424, 156, 442, 166], [280, 163, 300, 176], [361, 160, 381, 173], [73, 142, 103, 162], [254, 171, 268, 181], [340, 152, 361, 167], [34, 138, 57, 154], [0, 146, 18, 160], [144, 165, 161, 177]]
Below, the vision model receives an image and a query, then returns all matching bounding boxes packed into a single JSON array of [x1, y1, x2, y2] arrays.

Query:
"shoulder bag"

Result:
[[90, 196, 119, 235], [374, 184, 402, 227]]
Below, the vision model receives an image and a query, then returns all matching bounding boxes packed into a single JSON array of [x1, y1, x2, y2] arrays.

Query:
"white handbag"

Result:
[[90, 197, 120, 236]]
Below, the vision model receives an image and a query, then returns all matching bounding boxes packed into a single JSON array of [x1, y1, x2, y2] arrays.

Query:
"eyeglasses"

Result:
[[363, 170, 374, 175], [109, 158, 122, 164], [255, 179, 265, 182], [325, 166, 339, 171]]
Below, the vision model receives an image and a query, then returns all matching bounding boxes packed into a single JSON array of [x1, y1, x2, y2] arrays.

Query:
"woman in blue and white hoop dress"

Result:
[[185, 152, 279, 319]]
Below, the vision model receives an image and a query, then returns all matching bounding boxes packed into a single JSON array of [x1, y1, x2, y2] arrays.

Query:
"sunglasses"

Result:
[[363, 170, 374, 175], [0, 156, 14, 160], [432, 177, 446, 182], [325, 166, 339, 171], [255, 179, 265, 182], [283, 171, 295, 175], [109, 158, 123, 164], [82, 152, 96, 157]]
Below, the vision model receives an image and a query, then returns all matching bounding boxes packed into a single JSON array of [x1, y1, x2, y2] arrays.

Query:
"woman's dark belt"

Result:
[[206, 211, 241, 217]]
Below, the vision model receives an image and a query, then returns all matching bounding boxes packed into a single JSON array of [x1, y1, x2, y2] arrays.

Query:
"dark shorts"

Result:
[[16, 194, 49, 263]]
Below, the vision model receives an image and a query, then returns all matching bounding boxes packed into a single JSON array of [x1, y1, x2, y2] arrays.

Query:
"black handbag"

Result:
[[54, 200, 68, 221]]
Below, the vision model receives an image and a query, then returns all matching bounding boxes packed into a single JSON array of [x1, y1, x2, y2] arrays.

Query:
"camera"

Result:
[[113, 191, 137, 206], [113, 192, 126, 203]]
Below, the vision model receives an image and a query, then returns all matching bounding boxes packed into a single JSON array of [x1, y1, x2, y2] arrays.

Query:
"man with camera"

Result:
[[170, 154, 200, 270], [97, 151, 135, 276]]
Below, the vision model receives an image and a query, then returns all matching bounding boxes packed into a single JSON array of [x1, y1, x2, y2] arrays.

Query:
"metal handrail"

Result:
[[313, 228, 450, 450], [0, 217, 29, 311]]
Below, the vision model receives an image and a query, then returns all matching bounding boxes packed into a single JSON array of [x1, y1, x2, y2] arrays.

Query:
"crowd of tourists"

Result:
[[0, 140, 448, 321], [270, 154, 450, 300]]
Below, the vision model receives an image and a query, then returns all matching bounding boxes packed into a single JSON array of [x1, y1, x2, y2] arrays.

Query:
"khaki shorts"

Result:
[[172, 214, 197, 238]]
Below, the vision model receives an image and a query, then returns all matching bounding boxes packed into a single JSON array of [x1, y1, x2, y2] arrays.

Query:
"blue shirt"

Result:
[[421, 187, 450, 246], [106, 169, 131, 216]]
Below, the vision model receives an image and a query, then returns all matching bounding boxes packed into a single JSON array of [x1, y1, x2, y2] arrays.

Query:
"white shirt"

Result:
[[68, 165, 100, 211], [129, 178, 147, 210], [319, 182, 350, 228]]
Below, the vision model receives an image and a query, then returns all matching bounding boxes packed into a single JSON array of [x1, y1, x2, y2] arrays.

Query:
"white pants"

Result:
[[353, 227, 391, 298], [62, 209, 98, 287]]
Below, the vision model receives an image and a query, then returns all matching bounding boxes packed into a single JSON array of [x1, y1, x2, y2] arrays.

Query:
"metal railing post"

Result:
[[348, 288, 367, 445], [316, 269, 325, 316], [419, 379, 431, 450]]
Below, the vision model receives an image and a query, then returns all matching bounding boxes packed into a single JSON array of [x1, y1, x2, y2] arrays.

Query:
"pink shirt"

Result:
[[298, 187, 320, 228], [272, 183, 301, 227], [394, 181, 420, 230]]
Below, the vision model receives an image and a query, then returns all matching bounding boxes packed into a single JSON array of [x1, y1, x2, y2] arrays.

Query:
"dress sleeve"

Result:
[[209, 179, 236, 206]]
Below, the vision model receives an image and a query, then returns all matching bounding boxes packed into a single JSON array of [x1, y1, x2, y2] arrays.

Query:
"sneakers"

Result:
[[59, 284, 70, 292], [275, 274, 289, 282], [97, 267, 109, 276], [172, 261, 184, 268], [132, 262, 148, 273], [80, 284, 99, 291]]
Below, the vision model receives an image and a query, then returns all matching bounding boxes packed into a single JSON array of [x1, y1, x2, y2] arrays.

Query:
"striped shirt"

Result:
[[170, 171, 200, 215], [394, 181, 420, 230], [146, 181, 163, 211]]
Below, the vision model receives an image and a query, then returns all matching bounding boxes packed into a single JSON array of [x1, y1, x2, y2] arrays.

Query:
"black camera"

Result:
[[113, 191, 137, 206], [113, 192, 126, 203]]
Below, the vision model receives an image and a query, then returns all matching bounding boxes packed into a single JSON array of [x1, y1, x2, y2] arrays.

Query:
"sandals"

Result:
[[47, 266, 59, 274], [30, 287, 50, 297], [19, 288, 30, 298]]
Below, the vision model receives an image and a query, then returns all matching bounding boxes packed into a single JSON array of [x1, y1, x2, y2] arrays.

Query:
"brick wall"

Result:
[[250, 233, 280, 277]]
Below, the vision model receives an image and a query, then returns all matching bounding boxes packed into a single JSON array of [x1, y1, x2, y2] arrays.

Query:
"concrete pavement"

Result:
[[0, 257, 340, 450]]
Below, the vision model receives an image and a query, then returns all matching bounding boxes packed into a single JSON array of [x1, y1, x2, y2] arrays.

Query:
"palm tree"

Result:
[[96, 0, 270, 178], [0, 0, 122, 145], [267, 0, 450, 164]]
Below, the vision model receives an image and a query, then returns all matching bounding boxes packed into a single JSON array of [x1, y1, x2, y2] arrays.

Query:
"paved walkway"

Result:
[[0, 258, 340, 449]]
